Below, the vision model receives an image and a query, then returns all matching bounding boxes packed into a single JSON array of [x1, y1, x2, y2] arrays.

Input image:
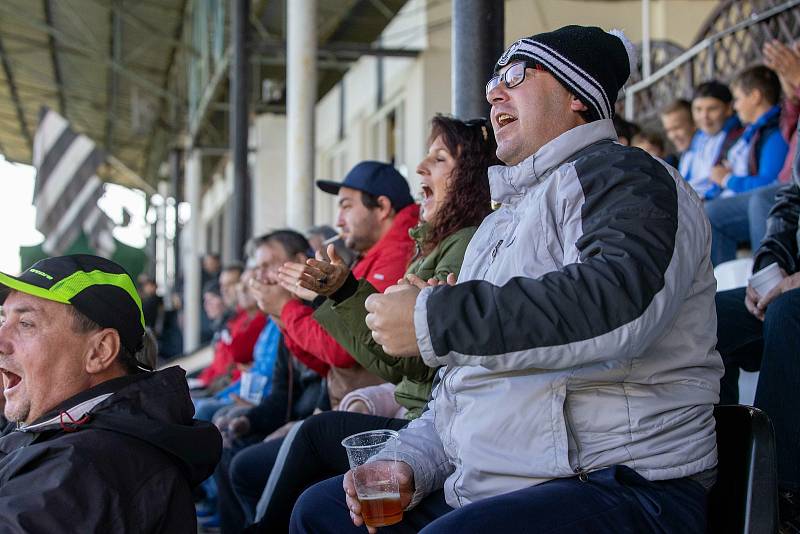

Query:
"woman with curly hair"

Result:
[[235, 116, 499, 532]]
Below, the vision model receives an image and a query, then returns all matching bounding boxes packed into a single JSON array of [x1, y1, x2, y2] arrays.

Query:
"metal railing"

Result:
[[624, 0, 800, 122]]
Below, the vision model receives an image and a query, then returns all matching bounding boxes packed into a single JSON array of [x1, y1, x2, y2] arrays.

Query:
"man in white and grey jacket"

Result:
[[290, 25, 724, 534]]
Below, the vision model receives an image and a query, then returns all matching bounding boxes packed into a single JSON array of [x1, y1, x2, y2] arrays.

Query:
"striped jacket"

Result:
[[388, 119, 724, 509]]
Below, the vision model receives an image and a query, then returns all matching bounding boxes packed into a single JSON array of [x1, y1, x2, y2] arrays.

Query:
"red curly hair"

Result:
[[420, 115, 499, 256]]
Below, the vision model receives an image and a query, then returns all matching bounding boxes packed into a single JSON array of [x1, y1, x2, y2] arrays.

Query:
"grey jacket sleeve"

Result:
[[376, 377, 453, 509], [415, 151, 702, 372]]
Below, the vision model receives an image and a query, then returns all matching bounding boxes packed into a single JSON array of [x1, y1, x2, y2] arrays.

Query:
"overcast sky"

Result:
[[0, 156, 148, 274]]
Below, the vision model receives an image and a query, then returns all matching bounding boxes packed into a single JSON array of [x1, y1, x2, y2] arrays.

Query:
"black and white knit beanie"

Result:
[[494, 25, 636, 121]]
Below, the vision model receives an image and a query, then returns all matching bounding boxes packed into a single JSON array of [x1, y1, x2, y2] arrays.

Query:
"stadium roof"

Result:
[[0, 0, 411, 189]]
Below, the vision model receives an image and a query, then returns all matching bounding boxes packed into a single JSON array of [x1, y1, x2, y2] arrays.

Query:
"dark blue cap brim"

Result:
[[316, 180, 344, 195]]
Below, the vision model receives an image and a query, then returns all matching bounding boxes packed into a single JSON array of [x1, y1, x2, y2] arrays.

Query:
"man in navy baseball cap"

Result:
[[317, 160, 415, 213], [315, 161, 416, 253]]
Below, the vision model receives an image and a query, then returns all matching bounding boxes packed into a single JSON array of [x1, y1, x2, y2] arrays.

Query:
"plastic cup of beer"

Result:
[[341, 429, 403, 528], [239, 371, 268, 404]]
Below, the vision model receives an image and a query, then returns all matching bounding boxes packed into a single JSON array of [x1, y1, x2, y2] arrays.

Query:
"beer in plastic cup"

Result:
[[341, 430, 403, 527], [239, 371, 268, 404]]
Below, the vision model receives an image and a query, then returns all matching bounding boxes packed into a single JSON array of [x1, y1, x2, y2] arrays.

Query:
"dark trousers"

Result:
[[225, 437, 285, 530], [716, 286, 800, 490], [250, 411, 409, 532], [290, 465, 707, 533], [215, 435, 280, 534]]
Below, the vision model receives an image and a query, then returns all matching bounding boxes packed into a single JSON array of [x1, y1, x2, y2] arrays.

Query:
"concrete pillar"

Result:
[[452, 0, 504, 120], [227, 0, 250, 262], [157, 180, 171, 302], [253, 113, 288, 234], [183, 149, 202, 353], [286, 0, 317, 230], [169, 149, 183, 282]]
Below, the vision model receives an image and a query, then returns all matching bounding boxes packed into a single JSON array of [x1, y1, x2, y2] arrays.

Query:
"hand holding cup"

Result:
[[341, 430, 413, 530]]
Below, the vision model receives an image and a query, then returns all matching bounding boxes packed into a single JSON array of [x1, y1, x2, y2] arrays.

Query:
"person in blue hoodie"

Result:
[[706, 65, 789, 265], [682, 81, 743, 199]]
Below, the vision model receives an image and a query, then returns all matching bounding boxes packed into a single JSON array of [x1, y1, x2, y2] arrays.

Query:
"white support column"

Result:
[[286, 0, 317, 230], [641, 0, 651, 79], [183, 148, 203, 354], [157, 180, 170, 294]]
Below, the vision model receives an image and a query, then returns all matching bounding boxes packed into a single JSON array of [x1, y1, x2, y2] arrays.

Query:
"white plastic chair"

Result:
[[714, 258, 754, 291]]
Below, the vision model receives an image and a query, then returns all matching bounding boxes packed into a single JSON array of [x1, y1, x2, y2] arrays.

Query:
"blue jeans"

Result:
[[716, 287, 800, 491], [706, 184, 780, 266], [290, 466, 707, 533], [194, 398, 232, 421]]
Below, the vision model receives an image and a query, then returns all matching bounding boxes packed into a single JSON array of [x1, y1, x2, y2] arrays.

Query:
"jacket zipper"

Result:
[[564, 405, 588, 482], [491, 239, 504, 259], [481, 239, 504, 279], [410, 241, 422, 264]]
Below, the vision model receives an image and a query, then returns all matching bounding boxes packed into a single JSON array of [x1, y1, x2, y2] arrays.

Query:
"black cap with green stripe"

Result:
[[0, 255, 146, 356]]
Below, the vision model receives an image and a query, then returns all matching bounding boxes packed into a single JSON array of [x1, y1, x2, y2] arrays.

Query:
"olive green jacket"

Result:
[[314, 225, 476, 419]]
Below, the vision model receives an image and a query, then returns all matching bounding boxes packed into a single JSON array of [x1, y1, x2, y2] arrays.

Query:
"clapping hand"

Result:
[[763, 40, 800, 97], [248, 271, 295, 317], [399, 273, 457, 288], [710, 162, 731, 186], [278, 244, 352, 298]]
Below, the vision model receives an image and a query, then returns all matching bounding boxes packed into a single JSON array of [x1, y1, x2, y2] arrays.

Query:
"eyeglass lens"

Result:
[[485, 63, 527, 96]]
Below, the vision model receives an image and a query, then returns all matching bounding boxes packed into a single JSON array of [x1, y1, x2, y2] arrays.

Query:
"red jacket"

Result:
[[280, 203, 420, 372], [199, 309, 268, 387]]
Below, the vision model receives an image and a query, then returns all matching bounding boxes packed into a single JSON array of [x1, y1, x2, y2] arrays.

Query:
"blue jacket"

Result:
[[709, 105, 788, 197]]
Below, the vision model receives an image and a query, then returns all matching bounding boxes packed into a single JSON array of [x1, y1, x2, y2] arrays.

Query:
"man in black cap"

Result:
[[248, 161, 420, 408], [0, 254, 221, 532], [292, 25, 722, 534]]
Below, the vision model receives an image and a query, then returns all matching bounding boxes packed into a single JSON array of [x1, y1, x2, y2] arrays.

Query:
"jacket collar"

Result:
[[18, 393, 114, 433], [15, 373, 146, 433], [488, 119, 617, 203], [360, 203, 420, 261], [408, 223, 428, 246]]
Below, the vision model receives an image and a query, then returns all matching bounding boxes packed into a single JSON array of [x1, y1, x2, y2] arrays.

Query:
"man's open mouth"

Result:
[[1, 370, 21, 392], [496, 113, 518, 128]]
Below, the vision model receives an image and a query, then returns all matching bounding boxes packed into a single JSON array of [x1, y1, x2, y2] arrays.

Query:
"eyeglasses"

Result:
[[485, 62, 541, 97]]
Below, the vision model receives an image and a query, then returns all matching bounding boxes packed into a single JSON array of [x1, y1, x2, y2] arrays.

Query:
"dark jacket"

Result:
[[754, 121, 800, 274], [314, 225, 476, 419], [0, 367, 221, 533], [244, 336, 323, 435]]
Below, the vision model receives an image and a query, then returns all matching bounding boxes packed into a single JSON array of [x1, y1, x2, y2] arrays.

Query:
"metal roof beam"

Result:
[[188, 47, 231, 143], [142, 0, 187, 185], [42, 0, 67, 116], [253, 39, 420, 60], [253, 56, 350, 70], [105, 0, 121, 152], [369, 0, 395, 20], [0, 4, 179, 104], [84, 0, 198, 60], [0, 30, 166, 78], [0, 35, 33, 150]]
